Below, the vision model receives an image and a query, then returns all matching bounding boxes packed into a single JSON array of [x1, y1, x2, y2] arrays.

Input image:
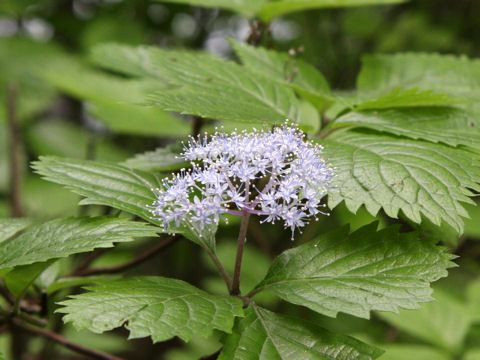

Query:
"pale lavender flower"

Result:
[[150, 124, 334, 238]]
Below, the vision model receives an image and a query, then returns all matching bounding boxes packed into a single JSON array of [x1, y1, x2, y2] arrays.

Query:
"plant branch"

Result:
[[13, 318, 126, 360], [246, 20, 267, 46], [70, 235, 178, 277], [204, 247, 232, 291], [7, 82, 23, 218], [231, 211, 251, 295]]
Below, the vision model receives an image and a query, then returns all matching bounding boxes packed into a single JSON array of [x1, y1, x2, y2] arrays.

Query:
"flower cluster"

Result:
[[150, 124, 334, 238]]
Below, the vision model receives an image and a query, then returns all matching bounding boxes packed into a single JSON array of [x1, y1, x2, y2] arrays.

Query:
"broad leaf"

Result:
[[0, 217, 158, 269], [219, 305, 383, 360], [33, 156, 163, 224], [254, 223, 455, 319], [231, 41, 332, 109], [152, 0, 263, 18], [147, 48, 302, 126], [257, 0, 407, 22], [343, 53, 480, 148], [122, 146, 187, 172], [47, 275, 122, 294], [58, 276, 244, 342], [321, 129, 480, 233], [332, 106, 480, 148], [0, 218, 32, 243], [377, 288, 471, 353], [33, 157, 217, 251]]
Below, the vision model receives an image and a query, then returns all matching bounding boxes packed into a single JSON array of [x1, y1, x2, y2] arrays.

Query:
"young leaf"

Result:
[[231, 41, 332, 109], [147, 48, 302, 126], [32, 156, 163, 224], [58, 276, 244, 342], [253, 223, 456, 319], [219, 305, 383, 360], [257, 0, 407, 22], [0, 217, 159, 269], [377, 288, 471, 353], [0, 218, 32, 243], [321, 129, 480, 233]]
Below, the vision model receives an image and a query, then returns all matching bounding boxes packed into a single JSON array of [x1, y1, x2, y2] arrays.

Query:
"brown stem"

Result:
[[192, 116, 204, 137], [231, 211, 251, 295], [70, 236, 178, 277], [13, 318, 126, 360], [246, 20, 267, 46], [205, 247, 232, 291], [73, 248, 111, 275], [7, 83, 23, 218]]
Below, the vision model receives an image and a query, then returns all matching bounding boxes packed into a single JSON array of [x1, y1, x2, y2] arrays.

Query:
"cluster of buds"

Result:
[[150, 124, 334, 238]]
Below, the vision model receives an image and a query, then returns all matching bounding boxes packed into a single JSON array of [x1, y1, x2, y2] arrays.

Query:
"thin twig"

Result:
[[205, 247, 232, 291], [231, 211, 251, 295], [192, 116, 204, 137], [7, 82, 23, 218], [70, 236, 178, 277], [13, 318, 126, 360], [72, 248, 111, 275]]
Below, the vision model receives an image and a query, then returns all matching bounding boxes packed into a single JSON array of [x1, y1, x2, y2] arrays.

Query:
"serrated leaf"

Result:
[[254, 223, 455, 319], [32, 157, 217, 251], [147, 48, 302, 126], [321, 129, 480, 233], [377, 288, 471, 353], [345, 53, 480, 147], [122, 146, 187, 172], [32, 156, 163, 224], [231, 41, 332, 110], [0, 217, 158, 269], [0, 218, 32, 243], [257, 0, 406, 22], [47, 275, 122, 294], [332, 106, 480, 148], [90, 43, 165, 79], [219, 305, 383, 360], [58, 276, 244, 342]]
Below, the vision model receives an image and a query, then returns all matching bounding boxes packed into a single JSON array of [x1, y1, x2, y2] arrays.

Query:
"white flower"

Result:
[[150, 124, 334, 238]]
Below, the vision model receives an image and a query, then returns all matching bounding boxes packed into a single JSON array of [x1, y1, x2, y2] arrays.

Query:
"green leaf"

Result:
[[355, 88, 462, 110], [152, 0, 264, 18], [321, 129, 480, 233], [32, 156, 163, 224], [332, 106, 480, 148], [467, 280, 480, 322], [47, 275, 123, 294], [4, 261, 54, 296], [41, 57, 189, 137], [254, 223, 455, 319], [32, 157, 217, 251], [231, 41, 332, 110], [0, 217, 158, 269], [90, 43, 166, 79], [58, 276, 244, 342], [147, 48, 303, 126], [464, 349, 480, 360], [377, 288, 471, 353], [122, 146, 187, 172], [219, 305, 383, 360], [0, 218, 32, 243], [376, 344, 450, 360], [257, 0, 407, 22]]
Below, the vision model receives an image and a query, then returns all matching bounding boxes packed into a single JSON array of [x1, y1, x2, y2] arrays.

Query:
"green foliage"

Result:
[[58, 276, 244, 342], [254, 223, 455, 318], [122, 146, 187, 172], [321, 130, 480, 233], [0, 217, 158, 269], [32, 157, 163, 224], [219, 305, 383, 360], [0, 218, 32, 243], [146, 48, 304, 126], [4, 261, 53, 296]]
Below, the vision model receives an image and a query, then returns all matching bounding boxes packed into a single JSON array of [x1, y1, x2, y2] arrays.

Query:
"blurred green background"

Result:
[[1, 0, 480, 359]]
